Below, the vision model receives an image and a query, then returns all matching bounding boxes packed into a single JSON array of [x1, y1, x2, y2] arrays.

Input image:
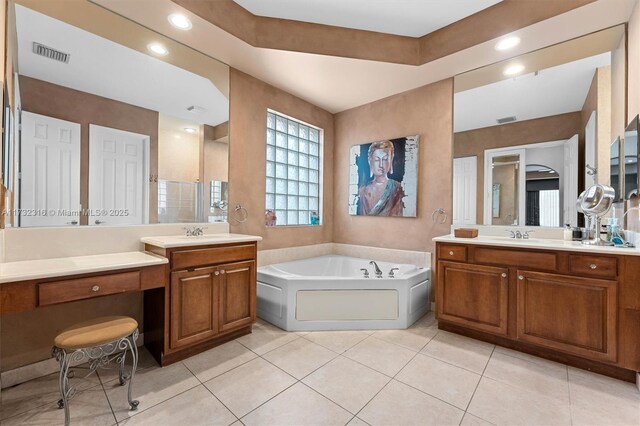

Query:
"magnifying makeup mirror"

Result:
[[580, 184, 616, 246]]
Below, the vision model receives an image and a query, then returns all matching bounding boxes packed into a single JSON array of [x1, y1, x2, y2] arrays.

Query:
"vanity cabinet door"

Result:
[[437, 261, 509, 336], [516, 270, 617, 362], [170, 267, 219, 349], [218, 260, 256, 333]]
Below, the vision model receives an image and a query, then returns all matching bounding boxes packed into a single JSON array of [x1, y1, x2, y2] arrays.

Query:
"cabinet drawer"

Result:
[[569, 255, 618, 279], [474, 246, 557, 271], [38, 271, 141, 306], [171, 244, 255, 270], [438, 244, 467, 262]]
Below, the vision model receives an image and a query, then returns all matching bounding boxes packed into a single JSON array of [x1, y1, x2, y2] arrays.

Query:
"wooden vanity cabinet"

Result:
[[145, 242, 257, 366], [437, 261, 508, 336], [435, 242, 640, 381]]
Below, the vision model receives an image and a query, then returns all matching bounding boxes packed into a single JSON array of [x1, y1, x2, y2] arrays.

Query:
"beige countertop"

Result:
[[433, 234, 640, 257], [140, 233, 263, 248], [0, 251, 168, 284]]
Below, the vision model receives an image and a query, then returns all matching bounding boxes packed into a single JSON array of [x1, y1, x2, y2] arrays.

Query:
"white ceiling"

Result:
[[454, 52, 611, 133], [94, 0, 636, 114], [233, 0, 502, 37], [15, 5, 229, 126]]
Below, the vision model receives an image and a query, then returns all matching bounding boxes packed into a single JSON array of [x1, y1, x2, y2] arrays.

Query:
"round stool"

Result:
[[52, 316, 140, 425]]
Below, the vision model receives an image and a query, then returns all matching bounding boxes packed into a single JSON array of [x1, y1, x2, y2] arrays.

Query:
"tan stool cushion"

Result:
[[54, 316, 138, 350]]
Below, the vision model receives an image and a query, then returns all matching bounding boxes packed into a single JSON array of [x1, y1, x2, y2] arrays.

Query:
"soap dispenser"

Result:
[[563, 224, 573, 241]]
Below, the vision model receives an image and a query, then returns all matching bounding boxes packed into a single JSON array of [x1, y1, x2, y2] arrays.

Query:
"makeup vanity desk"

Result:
[[0, 233, 262, 367]]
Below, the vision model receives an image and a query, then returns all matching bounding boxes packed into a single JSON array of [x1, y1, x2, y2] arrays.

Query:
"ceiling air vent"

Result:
[[187, 105, 207, 114], [32, 42, 70, 64], [496, 116, 517, 125]]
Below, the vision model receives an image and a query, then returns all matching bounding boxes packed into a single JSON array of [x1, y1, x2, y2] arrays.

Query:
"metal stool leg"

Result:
[[52, 347, 72, 426], [123, 329, 139, 410]]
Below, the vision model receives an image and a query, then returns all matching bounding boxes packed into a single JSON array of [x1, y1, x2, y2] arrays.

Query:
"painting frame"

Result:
[[348, 135, 419, 217]]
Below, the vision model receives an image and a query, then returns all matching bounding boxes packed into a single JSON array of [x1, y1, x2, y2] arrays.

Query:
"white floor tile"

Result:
[[359, 380, 464, 426], [241, 382, 352, 426], [344, 337, 415, 377], [303, 356, 390, 414], [0, 367, 101, 420], [467, 377, 571, 425], [2, 386, 115, 426], [236, 329, 300, 356], [104, 362, 199, 421], [182, 340, 258, 382], [262, 338, 337, 379], [118, 385, 236, 426], [396, 353, 481, 409], [421, 331, 494, 374], [204, 358, 296, 418], [483, 350, 569, 403], [372, 326, 438, 352], [303, 330, 370, 353]]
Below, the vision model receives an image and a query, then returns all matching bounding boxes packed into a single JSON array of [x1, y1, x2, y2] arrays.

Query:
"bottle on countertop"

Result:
[[563, 224, 573, 241]]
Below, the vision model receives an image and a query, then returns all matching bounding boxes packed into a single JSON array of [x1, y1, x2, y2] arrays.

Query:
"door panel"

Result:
[[20, 111, 80, 227], [219, 261, 256, 332], [170, 267, 218, 349], [453, 156, 477, 225], [516, 270, 617, 362], [437, 261, 508, 336], [89, 124, 149, 225]]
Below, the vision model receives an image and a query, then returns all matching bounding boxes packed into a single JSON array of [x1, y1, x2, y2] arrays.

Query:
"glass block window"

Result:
[[266, 110, 322, 226]]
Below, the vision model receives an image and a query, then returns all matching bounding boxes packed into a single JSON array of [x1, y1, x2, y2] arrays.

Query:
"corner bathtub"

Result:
[[257, 255, 431, 331]]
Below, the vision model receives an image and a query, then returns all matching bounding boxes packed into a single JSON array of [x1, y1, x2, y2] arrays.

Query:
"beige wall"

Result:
[[597, 66, 612, 185], [19, 76, 160, 224], [158, 117, 200, 183], [333, 79, 453, 253], [611, 35, 627, 141], [454, 112, 582, 223], [227, 69, 334, 250]]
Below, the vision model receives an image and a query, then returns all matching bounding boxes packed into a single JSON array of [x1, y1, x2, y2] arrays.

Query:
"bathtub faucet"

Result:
[[359, 268, 370, 278], [369, 261, 383, 278], [388, 268, 400, 278]]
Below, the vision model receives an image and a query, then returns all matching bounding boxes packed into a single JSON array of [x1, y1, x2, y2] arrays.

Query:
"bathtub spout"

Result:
[[369, 261, 383, 278]]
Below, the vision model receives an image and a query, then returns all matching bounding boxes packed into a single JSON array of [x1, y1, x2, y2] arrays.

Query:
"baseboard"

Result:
[[1, 333, 144, 389]]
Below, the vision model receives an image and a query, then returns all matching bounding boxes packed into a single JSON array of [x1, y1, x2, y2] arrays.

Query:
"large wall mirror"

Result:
[[452, 25, 626, 228], [3, 0, 229, 227]]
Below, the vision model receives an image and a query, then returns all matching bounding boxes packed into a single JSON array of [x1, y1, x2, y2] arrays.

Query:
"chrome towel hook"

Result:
[[231, 204, 248, 223], [431, 208, 447, 224]]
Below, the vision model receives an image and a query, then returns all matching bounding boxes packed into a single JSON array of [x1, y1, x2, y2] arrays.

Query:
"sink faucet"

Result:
[[183, 226, 206, 236], [369, 261, 383, 278], [507, 230, 523, 239]]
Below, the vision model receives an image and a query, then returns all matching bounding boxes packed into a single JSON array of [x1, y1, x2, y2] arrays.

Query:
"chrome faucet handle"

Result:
[[515, 231, 523, 239], [523, 230, 534, 239], [359, 268, 370, 278], [369, 261, 383, 277], [388, 268, 400, 278], [183, 226, 193, 236], [507, 230, 516, 239]]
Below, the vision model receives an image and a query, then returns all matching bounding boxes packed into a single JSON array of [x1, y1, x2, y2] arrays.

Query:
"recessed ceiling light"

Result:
[[503, 63, 525, 76], [184, 127, 197, 134], [147, 42, 168, 56], [495, 36, 520, 51], [168, 13, 192, 30]]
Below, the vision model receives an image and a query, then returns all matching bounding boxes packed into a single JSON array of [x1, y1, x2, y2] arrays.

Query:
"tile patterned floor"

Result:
[[1, 312, 639, 425]]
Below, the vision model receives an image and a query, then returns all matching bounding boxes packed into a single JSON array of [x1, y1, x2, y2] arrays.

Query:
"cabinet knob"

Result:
[[221, 270, 226, 274], [449, 251, 454, 256], [590, 264, 597, 270], [518, 275, 524, 280], [214, 271, 220, 276], [501, 273, 507, 278], [91, 285, 100, 292]]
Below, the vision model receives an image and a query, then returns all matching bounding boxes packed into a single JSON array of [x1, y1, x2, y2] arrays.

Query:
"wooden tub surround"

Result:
[[433, 236, 640, 382]]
